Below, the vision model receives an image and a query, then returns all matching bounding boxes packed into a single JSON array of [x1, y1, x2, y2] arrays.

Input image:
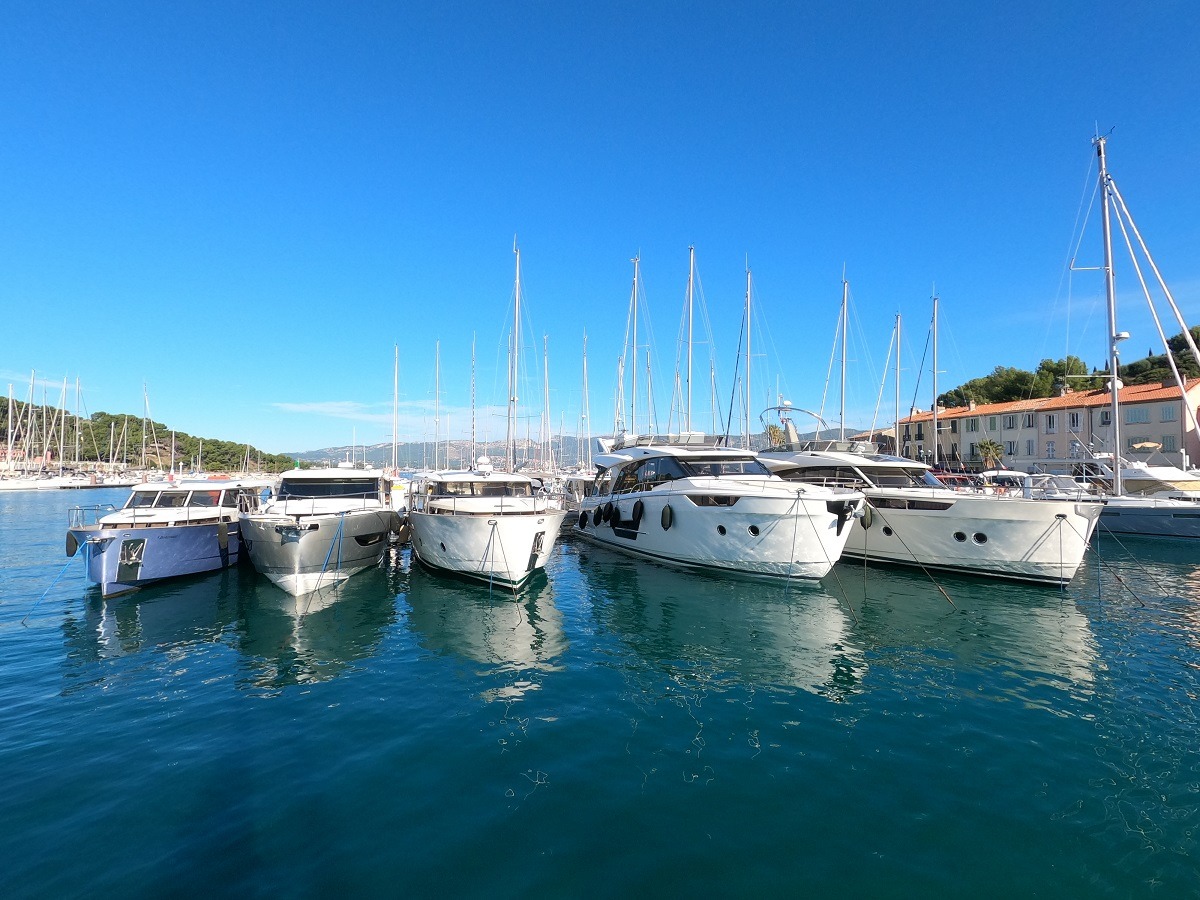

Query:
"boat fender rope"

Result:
[[859, 503, 874, 529]]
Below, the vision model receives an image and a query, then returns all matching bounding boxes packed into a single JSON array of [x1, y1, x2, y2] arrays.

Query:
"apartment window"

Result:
[[1044, 414, 1057, 434], [1025, 439, 1035, 456], [1069, 412, 1081, 430], [1003, 415, 1017, 430], [915, 428, 924, 441], [950, 420, 958, 434], [969, 442, 978, 460], [903, 425, 911, 440], [1163, 435, 1178, 452], [1126, 406, 1150, 424], [988, 416, 997, 431], [1046, 440, 1056, 458], [1022, 413, 1036, 428], [1161, 405, 1177, 423], [1004, 441, 1017, 455], [1126, 436, 1150, 451], [966, 418, 979, 433], [1100, 410, 1112, 426]]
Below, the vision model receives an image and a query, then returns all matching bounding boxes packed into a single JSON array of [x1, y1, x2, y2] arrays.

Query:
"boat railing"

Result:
[[68, 505, 116, 528], [420, 493, 550, 516]]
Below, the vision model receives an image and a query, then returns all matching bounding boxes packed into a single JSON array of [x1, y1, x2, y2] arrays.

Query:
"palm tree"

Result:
[[976, 439, 1004, 470]]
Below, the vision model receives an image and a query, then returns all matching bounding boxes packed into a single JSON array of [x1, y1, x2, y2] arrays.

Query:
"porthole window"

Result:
[[973, 533, 988, 544], [882, 526, 893, 536], [953, 532, 967, 542], [717, 525, 727, 536], [748, 525, 760, 536]]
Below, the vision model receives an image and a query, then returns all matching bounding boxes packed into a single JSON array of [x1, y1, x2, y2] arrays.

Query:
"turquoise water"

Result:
[[2, 488, 1199, 897]]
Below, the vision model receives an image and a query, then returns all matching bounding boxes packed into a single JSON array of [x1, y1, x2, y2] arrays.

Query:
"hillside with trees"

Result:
[[935, 327, 1200, 409], [0, 400, 295, 473]]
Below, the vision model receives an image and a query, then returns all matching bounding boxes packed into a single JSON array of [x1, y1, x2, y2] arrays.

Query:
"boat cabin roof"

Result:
[[760, 450, 929, 472], [594, 445, 759, 470], [129, 478, 273, 493], [421, 469, 539, 486], [279, 468, 386, 483]]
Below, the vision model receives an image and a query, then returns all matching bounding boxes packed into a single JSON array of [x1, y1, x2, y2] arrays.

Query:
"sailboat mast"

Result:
[[581, 331, 591, 470], [894, 313, 902, 455], [631, 255, 639, 437], [543, 334, 552, 472], [507, 242, 521, 472], [1096, 136, 1124, 496], [931, 294, 939, 468], [5, 384, 12, 473], [392, 344, 399, 473], [840, 276, 848, 442], [744, 263, 752, 449], [686, 245, 695, 432], [434, 340, 441, 470], [470, 334, 477, 466], [74, 377, 81, 465]]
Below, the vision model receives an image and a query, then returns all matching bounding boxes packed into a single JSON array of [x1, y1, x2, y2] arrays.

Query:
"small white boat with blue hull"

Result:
[[66, 479, 273, 598]]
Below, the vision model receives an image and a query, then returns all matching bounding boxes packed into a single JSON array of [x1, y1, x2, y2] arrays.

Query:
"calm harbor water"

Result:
[[2, 487, 1199, 897]]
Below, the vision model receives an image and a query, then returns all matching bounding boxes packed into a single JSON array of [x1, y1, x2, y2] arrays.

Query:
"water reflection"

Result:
[[401, 565, 566, 702], [234, 562, 397, 691], [61, 568, 238, 667], [576, 544, 866, 701], [834, 563, 1100, 700]]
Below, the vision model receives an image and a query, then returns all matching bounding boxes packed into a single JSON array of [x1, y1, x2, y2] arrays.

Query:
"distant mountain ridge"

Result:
[[287, 427, 868, 469]]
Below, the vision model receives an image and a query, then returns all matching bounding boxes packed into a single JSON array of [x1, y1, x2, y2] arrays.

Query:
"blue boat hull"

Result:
[[71, 521, 241, 597]]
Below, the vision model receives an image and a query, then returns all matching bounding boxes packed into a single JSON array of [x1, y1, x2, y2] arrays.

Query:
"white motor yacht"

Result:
[[759, 442, 1102, 586], [407, 458, 568, 587], [66, 478, 273, 597], [239, 468, 400, 596], [572, 439, 863, 580]]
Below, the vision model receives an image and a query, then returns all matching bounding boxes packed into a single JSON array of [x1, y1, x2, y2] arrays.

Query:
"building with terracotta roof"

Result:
[[895, 378, 1200, 472]]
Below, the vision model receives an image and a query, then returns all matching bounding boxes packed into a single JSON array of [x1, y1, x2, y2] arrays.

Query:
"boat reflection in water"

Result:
[[234, 562, 398, 690], [400, 564, 566, 702], [60, 568, 240, 673], [834, 563, 1100, 699], [576, 541, 866, 700]]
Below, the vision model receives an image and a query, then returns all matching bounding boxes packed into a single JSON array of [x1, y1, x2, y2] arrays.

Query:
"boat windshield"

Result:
[[278, 478, 381, 500], [679, 457, 770, 478], [858, 466, 941, 489], [434, 480, 533, 498], [127, 491, 160, 509], [153, 491, 191, 508]]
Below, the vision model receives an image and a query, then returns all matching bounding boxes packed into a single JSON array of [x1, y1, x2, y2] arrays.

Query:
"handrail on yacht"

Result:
[[67, 505, 116, 528]]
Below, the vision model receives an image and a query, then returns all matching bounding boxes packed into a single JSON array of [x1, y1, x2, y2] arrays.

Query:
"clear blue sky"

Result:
[[3, 1, 1199, 454]]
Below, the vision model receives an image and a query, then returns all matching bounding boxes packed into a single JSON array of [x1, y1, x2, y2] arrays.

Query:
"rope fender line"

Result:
[[23, 558, 76, 627]]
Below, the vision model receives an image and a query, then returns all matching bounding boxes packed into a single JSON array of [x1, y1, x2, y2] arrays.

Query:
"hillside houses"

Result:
[[897, 378, 1200, 472]]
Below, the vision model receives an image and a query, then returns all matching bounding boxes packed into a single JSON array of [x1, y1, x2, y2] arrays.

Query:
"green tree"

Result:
[[975, 439, 1004, 469]]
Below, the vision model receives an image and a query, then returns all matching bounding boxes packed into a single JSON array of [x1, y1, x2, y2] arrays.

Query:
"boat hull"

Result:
[[574, 487, 860, 580], [1098, 496, 1200, 538], [69, 520, 242, 598], [846, 492, 1103, 585], [409, 509, 569, 586], [240, 509, 399, 596]]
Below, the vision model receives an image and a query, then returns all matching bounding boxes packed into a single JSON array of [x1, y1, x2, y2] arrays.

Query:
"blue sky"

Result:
[[3, 1, 1199, 454]]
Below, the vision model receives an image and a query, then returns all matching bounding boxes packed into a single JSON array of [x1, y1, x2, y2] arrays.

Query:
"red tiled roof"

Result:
[[899, 378, 1200, 424]]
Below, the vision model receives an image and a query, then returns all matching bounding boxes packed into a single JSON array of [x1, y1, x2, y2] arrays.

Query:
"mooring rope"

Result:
[[23, 559, 75, 627]]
